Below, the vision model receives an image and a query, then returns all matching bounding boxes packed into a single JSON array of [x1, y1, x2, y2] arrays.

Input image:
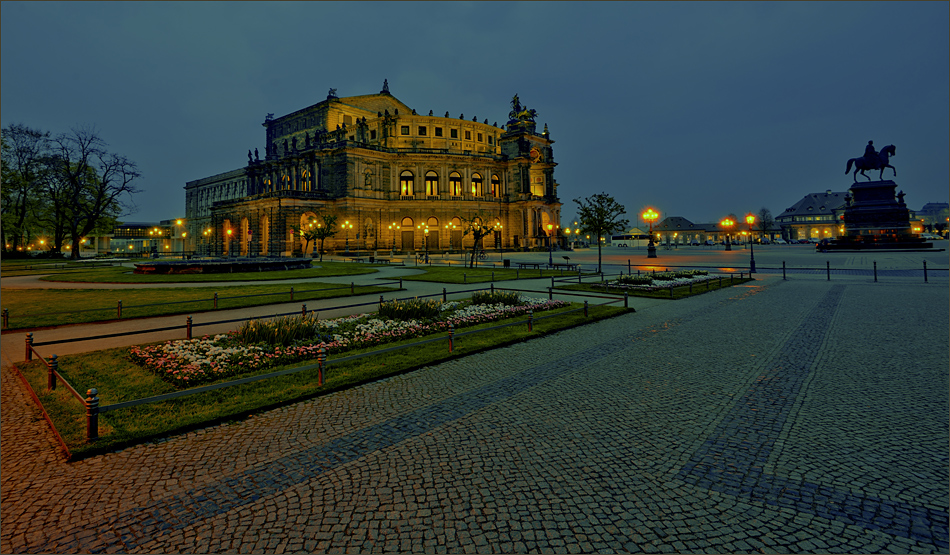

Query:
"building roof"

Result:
[[777, 190, 848, 220]]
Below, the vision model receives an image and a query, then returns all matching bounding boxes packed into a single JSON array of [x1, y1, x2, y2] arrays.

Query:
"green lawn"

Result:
[[1, 282, 398, 329], [23, 261, 379, 283], [394, 265, 594, 284], [14, 303, 629, 459]]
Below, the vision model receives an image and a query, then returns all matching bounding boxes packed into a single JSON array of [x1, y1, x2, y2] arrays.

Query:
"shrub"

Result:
[[471, 290, 522, 306], [235, 313, 320, 346], [378, 297, 443, 321]]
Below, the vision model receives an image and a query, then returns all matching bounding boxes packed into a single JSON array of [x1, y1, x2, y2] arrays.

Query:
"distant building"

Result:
[[776, 190, 848, 241], [917, 202, 949, 233], [649, 216, 779, 245], [184, 83, 562, 256]]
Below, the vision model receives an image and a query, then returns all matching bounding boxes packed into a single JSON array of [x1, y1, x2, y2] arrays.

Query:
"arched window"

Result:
[[400, 171, 414, 196], [471, 173, 483, 196], [491, 174, 500, 197], [425, 171, 439, 196], [449, 172, 462, 196], [427, 216, 439, 227], [401, 216, 414, 227]]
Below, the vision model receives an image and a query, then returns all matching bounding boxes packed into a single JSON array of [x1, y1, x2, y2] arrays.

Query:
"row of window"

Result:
[[399, 171, 501, 196], [399, 126, 492, 144]]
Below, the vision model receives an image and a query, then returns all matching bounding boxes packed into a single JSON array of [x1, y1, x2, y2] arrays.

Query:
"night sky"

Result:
[[3, 2, 947, 226]]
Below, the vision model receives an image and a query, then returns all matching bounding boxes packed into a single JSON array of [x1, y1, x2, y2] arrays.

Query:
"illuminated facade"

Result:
[[776, 190, 848, 241], [184, 84, 562, 256]]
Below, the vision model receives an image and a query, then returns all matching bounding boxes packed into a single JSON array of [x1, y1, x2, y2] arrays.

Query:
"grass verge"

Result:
[[1, 282, 397, 330], [15, 303, 629, 459], [18, 261, 381, 283], [394, 265, 594, 284], [557, 276, 755, 299]]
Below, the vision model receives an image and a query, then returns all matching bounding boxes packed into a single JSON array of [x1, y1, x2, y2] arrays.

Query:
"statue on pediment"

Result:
[[846, 141, 897, 181]]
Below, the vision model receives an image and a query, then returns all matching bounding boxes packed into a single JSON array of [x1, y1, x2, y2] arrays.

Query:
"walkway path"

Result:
[[2, 265, 947, 553]]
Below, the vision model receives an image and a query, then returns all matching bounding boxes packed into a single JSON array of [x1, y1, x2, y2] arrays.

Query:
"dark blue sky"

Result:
[[3, 2, 947, 225]]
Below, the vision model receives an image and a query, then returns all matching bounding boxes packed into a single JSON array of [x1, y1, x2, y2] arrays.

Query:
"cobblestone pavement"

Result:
[[2, 273, 948, 553]]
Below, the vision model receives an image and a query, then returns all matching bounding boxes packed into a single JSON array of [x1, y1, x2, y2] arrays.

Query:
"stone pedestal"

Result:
[[823, 180, 931, 250]]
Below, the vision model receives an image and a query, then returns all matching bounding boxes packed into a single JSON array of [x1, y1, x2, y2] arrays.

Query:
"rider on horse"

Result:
[[864, 140, 879, 168]]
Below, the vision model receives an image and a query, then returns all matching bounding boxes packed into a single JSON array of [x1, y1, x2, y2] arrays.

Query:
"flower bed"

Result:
[[610, 270, 714, 291], [129, 295, 569, 388]]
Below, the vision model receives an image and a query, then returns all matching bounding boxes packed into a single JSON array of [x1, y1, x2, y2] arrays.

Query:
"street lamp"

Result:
[[417, 223, 429, 263], [546, 223, 555, 266], [745, 214, 756, 273], [494, 222, 503, 261], [226, 228, 233, 257], [720, 218, 734, 251], [642, 208, 659, 258], [341, 220, 353, 253], [388, 222, 398, 253]]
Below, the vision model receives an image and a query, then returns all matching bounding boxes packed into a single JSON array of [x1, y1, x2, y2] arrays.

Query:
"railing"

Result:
[[20, 284, 626, 443], [2, 281, 397, 330]]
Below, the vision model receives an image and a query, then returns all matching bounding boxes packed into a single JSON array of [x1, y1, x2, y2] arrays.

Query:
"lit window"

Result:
[[401, 126, 410, 135], [425, 171, 439, 196], [491, 175, 500, 196], [449, 172, 462, 196], [400, 171, 414, 195], [471, 173, 483, 196]]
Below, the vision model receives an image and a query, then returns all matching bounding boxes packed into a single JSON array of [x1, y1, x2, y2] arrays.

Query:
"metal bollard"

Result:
[[873, 261, 878, 282], [584, 301, 589, 317], [628, 259, 631, 274], [551, 276, 555, 289], [490, 283, 494, 295], [290, 287, 294, 301], [783, 261, 787, 280], [448, 323, 454, 352], [924, 260, 928, 283], [624, 292, 629, 308], [528, 310, 533, 331], [117, 300, 122, 318], [302, 304, 307, 317], [2, 308, 8, 329], [187, 316, 193, 340], [214, 292, 218, 309], [443, 288, 447, 302], [826, 261, 830, 281], [48, 354, 58, 390], [399, 278, 403, 289], [317, 348, 326, 386], [492, 271, 494, 282], [86, 388, 99, 442], [25, 333, 34, 361], [464, 274, 466, 283]]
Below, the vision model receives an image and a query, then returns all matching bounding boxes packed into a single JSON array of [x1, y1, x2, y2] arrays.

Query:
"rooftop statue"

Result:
[[508, 94, 537, 123], [846, 141, 896, 182]]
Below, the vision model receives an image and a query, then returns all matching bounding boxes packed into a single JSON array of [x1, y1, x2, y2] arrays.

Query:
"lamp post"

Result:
[[721, 218, 734, 251], [388, 222, 398, 253], [417, 223, 429, 263], [494, 222, 503, 261], [341, 220, 353, 253], [642, 208, 659, 258], [226, 228, 233, 257], [746, 214, 756, 273], [546, 223, 554, 266]]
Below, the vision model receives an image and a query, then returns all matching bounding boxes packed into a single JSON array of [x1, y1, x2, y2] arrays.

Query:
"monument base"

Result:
[[133, 257, 313, 274], [821, 179, 932, 250]]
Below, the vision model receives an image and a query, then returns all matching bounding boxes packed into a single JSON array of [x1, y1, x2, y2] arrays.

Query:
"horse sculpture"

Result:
[[846, 144, 896, 182]]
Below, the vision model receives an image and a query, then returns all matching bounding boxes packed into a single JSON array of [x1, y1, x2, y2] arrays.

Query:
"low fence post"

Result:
[[584, 301, 589, 317], [85, 388, 99, 442], [2, 308, 8, 329], [448, 323, 454, 352], [379, 295, 384, 309], [213, 292, 218, 309], [117, 300, 122, 319], [718, 276, 722, 287], [351, 282, 355, 294], [551, 276, 555, 289], [302, 304, 307, 317], [399, 279, 403, 289], [873, 261, 878, 282], [25, 333, 33, 362], [443, 288, 448, 302], [463, 274, 467, 283], [48, 354, 58, 390], [924, 260, 928, 283], [578, 271, 581, 284], [317, 348, 326, 386], [826, 261, 831, 281], [492, 271, 494, 282], [783, 261, 787, 280], [548, 287, 553, 300], [528, 310, 533, 331], [290, 287, 294, 301], [628, 259, 631, 275], [624, 292, 629, 308], [186, 316, 193, 340]]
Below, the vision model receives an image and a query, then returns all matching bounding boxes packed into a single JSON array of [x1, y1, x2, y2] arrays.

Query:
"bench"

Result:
[[515, 261, 542, 269], [549, 262, 578, 271]]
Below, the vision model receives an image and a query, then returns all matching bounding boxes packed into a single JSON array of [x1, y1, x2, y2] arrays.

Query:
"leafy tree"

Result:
[[757, 207, 774, 240], [293, 214, 338, 261], [574, 193, 629, 272], [461, 212, 500, 268], [1, 124, 51, 252]]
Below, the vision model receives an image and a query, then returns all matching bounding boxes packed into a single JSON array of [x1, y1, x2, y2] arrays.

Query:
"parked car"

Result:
[[690, 239, 701, 246], [772, 238, 787, 245]]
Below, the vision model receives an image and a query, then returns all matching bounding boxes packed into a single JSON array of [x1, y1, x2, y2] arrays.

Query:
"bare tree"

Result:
[[757, 207, 774, 240], [461, 213, 499, 268], [574, 193, 629, 273], [49, 127, 141, 259]]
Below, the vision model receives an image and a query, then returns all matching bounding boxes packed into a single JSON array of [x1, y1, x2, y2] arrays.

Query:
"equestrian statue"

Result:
[[846, 140, 896, 182]]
